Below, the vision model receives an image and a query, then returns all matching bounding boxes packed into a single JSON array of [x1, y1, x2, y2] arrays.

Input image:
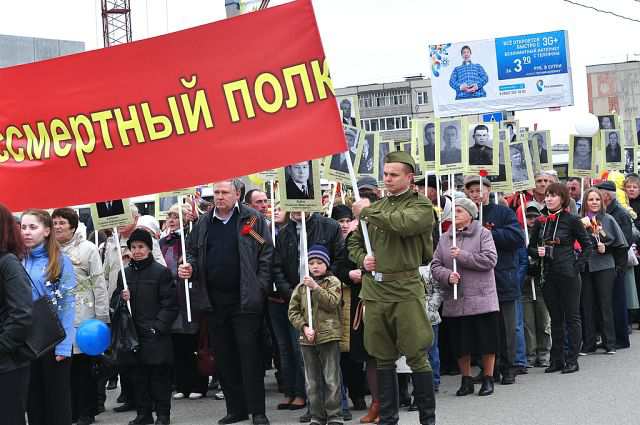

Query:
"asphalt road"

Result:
[[97, 332, 640, 425]]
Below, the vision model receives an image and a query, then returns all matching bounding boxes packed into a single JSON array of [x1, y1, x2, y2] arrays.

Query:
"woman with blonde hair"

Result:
[[21, 209, 76, 425], [579, 188, 627, 354]]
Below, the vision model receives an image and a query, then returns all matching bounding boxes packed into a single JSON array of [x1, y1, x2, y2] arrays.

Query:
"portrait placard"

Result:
[[501, 120, 519, 143], [635, 117, 640, 146], [278, 159, 323, 212], [414, 119, 436, 171], [464, 122, 498, 175], [624, 147, 636, 174], [258, 169, 279, 181], [374, 139, 397, 186], [509, 140, 534, 191], [324, 125, 360, 184], [602, 129, 624, 171], [354, 131, 379, 178], [91, 199, 133, 230], [530, 131, 552, 171], [597, 114, 617, 130], [337, 95, 360, 128], [568, 135, 596, 178], [435, 118, 465, 174], [487, 129, 513, 192]]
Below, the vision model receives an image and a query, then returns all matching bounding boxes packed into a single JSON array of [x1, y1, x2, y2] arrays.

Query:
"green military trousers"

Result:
[[363, 298, 433, 371]]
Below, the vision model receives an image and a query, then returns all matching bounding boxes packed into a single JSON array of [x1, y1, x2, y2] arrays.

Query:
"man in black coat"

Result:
[[114, 228, 178, 425], [465, 176, 525, 384], [180, 180, 273, 425]]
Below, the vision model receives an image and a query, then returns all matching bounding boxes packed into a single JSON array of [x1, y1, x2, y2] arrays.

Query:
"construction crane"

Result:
[[102, 0, 132, 47]]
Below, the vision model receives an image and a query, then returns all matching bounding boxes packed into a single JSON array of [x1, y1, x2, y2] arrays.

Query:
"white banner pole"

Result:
[[519, 192, 535, 301], [450, 174, 458, 300], [177, 196, 193, 322], [114, 228, 132, 315], [300, 211, 312, 329]]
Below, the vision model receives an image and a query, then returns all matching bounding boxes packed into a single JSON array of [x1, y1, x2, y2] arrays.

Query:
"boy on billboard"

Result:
[[449, 45, 488, 100]]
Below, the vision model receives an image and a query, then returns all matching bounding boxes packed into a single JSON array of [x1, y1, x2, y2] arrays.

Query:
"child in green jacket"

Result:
[[288, 244, 343, 425]]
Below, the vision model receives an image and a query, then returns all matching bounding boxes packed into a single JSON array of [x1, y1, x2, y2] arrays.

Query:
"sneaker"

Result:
[[214, 391, 225, 400], [605, 349, 616, 355], [172, 393, 185, 400], [188, 393, 203, 400]]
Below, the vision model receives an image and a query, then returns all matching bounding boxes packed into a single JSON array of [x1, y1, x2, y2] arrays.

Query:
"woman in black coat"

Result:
[[114, 229, 178, 425], [528, 184, 593, 375], [0, 203, 33, 425]]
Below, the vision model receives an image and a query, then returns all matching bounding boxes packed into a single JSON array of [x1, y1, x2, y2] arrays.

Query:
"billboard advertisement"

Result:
[[429, 30, 574, 117]]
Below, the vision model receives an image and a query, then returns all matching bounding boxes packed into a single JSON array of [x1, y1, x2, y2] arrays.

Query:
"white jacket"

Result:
[[59, 223, 110, 353]]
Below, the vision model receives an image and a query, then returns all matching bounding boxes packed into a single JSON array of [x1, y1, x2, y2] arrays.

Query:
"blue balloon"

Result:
[[76, 319, 111, 356]]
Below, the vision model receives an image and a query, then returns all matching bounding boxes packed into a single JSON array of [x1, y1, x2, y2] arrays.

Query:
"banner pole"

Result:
[[114, 228, 132, 315], [327, 181, 338, 218], [344, 151, 374, 262], [519, 192, 535, 301], [450, 174, 457, 301], [300, 211, 312, 330], [177, 196, 193, 322], [479, 174, 484, 223], [435, 173, 442, 237], [269, 180, 276, 246]]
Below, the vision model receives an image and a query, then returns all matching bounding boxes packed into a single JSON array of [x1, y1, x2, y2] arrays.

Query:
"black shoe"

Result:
[[155, 416, 170, 425], [116, 393, 127, 404], [106, 377, 118, 390], [408, 399, 418, 411], [561, 362, 579, 374], [299, 411, 311, 423], [501, 368, 516, 385], [456, 376, 474, 396], [376, 369, 400, 425], [289, 402, 307, 411], [252, 414, 270, 425], [352, 397, 367, 411], [514, 366, 528, 375], [478, 376, 494, 396], [77, 416, 95, 425], [218, 413, 249, 424], [342, 409, 352, 421], [544, 362, 564, 373], [128, 415, 154, 425], [411, 372, 436, 425], [114, 403, 137, 413]]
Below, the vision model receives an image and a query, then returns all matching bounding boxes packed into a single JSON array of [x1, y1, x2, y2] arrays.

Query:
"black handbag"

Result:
[[106, 297, 139, 365], [19, 267, 66, 359]]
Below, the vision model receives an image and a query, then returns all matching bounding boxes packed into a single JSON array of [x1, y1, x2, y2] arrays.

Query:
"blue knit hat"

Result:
[[308, 244, 330, 267]]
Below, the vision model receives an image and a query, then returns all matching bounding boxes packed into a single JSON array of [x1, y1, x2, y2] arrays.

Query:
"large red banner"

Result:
[[0, 0, 345, 211]]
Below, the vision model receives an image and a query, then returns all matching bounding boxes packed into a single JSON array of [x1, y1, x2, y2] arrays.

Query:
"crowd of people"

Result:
[[2, 151, 640, 425]]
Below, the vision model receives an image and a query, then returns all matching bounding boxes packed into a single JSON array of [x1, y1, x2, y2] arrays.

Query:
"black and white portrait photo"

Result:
[[625, 148, 635, 174], [329, 125, 359, 174], [377, 141, 392, 182], [357, 133, 375, 174], [510, 144, 529, 183], [598, 114, 616, 130], [573, 136, 593, 170], [285, 160, 315, 200], [531, 132, 549, 164], [338, 97, 358, 127], [439, 121, 462, 165], [96, 200, 125, 218], [604, 130, 622, 163], [422, 122, 436, 162], [468, 124, 493, 165]]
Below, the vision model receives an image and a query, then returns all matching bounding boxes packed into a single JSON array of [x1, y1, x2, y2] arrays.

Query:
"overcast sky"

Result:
[[1, 0, 639, 145]]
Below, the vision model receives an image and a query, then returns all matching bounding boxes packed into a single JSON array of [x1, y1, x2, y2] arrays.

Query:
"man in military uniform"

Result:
[[348, 151, 436, 425]]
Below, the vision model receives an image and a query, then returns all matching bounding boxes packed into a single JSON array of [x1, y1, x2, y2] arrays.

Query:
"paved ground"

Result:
[[97, 332, 640, 425]]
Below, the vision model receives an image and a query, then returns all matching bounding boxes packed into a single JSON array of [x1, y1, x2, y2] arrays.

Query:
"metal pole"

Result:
[[114, 228, 132, 314], [177, 196, 193, 322], [300, 211, 312, 329], [450, 174, 457, 300]]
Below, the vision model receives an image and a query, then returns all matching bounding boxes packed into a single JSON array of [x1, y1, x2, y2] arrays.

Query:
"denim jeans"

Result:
[[268, 302, 306, 399], [514, 300, 528, 367], [428, 324, 440, 387]]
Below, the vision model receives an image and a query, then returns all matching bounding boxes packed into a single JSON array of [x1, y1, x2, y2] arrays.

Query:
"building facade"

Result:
[[586, 61, 640, 147], [0, 34, 84, 68], [336, 76, 433, 142]]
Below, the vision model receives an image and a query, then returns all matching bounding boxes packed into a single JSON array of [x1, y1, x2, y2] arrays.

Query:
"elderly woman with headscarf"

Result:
[[430, 198, 499, 397]]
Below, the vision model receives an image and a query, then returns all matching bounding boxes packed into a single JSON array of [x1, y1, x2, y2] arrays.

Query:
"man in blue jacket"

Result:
[[464, 176, 526, 384]]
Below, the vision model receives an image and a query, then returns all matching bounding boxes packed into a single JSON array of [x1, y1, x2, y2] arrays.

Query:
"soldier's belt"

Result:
[[373, 270, 419, 282]]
